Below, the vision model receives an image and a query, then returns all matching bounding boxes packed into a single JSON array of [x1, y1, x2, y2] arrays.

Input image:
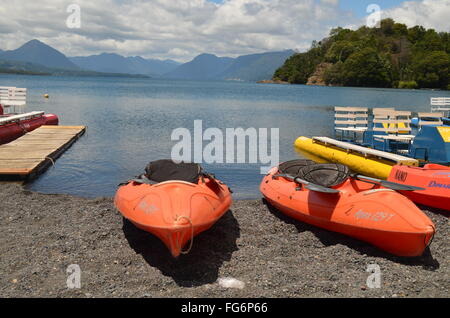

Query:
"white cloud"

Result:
[[0, 0, 447, 62], [383, 0, 450, 31]]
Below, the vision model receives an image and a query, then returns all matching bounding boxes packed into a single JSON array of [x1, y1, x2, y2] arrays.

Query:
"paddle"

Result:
[[352, 174, 425, 191], [274, 174, 341, 194]]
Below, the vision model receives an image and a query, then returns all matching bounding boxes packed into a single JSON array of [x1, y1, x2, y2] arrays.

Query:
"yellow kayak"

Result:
[[294, 136, 419, 180]]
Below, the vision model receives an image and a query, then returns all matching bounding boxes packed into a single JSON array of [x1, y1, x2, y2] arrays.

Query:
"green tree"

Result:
[[342, 48, 392, 87], [329, 27, 353, 42], [325, 41, 358, 63], [440, 32, 450, 53], [414, 29, 444, 51], [323, 61, 345, 85], [380, 18, 395, 36], [408, 26, 426, 44], [413, 51, 450, 88], [393, 23, 408, 36]]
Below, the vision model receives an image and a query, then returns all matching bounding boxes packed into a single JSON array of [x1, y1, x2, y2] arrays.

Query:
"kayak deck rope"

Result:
[[175, 215, 194, 255]]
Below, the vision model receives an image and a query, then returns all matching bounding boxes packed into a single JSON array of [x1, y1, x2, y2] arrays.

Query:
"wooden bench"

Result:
[[431, 97, 450, 106], [373, 111, 413, 133], [372, 108, 398, 133], [334, 107, 368, 141], [0, 87, 15, 114], [0, 87, 27, 114], [372, 111, 415, 152], [431, 97, 450, 117], [418, 112, 444, 127], [312, 136, 417, 164]]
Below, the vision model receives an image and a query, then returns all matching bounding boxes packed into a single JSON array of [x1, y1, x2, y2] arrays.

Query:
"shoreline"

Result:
[[0, 182, 448, 298], [256, 79, 450, 91]]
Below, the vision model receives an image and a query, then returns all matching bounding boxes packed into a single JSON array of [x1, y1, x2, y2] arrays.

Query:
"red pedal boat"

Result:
[[0, 111, 59, 145], [388, 164, 450, 212]]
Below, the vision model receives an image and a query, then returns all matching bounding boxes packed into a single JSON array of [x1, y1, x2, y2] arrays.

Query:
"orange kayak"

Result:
[[115, 177, 232, 257], [261, 166, 435, 257], [388, 164, 450, 212]]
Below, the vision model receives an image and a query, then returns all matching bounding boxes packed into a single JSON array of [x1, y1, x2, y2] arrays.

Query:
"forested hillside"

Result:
[[273, 19, 450, 90]]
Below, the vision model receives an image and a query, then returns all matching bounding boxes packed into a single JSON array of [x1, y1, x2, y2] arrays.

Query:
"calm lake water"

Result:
[[1, 74, 449, 199]]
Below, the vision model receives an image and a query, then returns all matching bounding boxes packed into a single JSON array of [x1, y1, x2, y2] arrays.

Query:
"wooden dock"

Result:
[[0, 125, 86, 179]]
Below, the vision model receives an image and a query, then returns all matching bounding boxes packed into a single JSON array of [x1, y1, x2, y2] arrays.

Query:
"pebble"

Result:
[[217, 278, 245, 290]]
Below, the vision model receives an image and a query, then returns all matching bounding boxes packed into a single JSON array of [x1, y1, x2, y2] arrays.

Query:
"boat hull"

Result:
[[388, 164, 450, 212], [261, 167, 435, 257], [115, 178, 232, 257], [0, 113, 59, 145]]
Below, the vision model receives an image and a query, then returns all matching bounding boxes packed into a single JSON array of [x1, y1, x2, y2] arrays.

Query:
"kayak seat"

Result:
[[145, 159, 202, 184], [279, 159, 350, 187], [278, 159, 316, 176], [122, 160, 228, 193], [120, 159, 204, 186]]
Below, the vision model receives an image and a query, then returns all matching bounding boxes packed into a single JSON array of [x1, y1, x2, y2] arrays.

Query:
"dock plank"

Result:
[[0, 160, 44, 174], [3, 140, 69, 146], [0, 144, 60, 150], [10, 134, 80, 141], [0, 125, 86, 178], [27, 128, 82, 134]]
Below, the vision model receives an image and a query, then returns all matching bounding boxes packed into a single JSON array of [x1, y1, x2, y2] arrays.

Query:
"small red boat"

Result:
[[0, 111, 59, 145], [388, 164, 450, 212]]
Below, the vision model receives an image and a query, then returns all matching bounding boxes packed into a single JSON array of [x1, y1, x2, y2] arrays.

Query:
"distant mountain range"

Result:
[[0, 39, 295, 81], [0, 59, 150, 78], [71, 49, 295, 81], [69, 53, 180, 76], [165, 51, 295, 81]]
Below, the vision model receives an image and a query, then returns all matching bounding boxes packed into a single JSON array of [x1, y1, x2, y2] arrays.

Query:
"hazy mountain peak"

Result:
[[195, 53, 217, 59], [165, 53, 235, 80], [0, 39, 79, 70], [99, 52, 121, 57], [21, 39, 47, 47]]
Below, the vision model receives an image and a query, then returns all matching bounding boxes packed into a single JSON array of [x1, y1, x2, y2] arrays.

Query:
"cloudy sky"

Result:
[[0, 0, 448, 61]]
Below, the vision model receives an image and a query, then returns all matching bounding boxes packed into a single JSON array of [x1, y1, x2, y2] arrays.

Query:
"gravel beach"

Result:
[[0, 182, 448, 298]]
